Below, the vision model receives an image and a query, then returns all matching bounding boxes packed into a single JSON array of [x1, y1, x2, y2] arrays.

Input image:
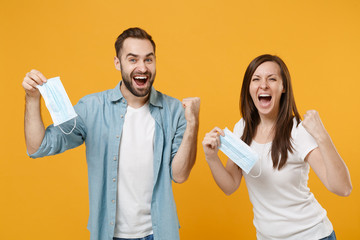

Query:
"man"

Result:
[[22, 27, 200, 240]]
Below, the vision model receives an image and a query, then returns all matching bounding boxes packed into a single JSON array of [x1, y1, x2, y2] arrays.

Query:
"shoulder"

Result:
[[290, 117, 318, 160], [74, 87, 115, 118], [290, 117, 301, 137], [291, 117, 310, 141], [151, 89, 183, 113], [151, 90, 186, 134], [233, 118, 245, 138], [77, 88, 113, 105], [156, 90, 182, 106]]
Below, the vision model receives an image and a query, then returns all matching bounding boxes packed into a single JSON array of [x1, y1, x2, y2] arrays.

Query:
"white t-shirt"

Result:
[[114, 103, 155, 238], [233, 118, 333, 240]]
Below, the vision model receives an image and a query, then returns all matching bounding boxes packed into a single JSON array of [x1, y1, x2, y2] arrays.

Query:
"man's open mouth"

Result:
[[133, 75, 148, 86]]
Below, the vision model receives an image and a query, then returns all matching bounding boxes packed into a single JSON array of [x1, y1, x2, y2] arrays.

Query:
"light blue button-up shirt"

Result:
[[30, 82, 186, 240]]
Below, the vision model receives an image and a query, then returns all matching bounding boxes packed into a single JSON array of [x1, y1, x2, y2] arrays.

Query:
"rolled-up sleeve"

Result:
[[170, 104, 186, 160], [168, 101, 186, 182], [29, 100, 88, 159]]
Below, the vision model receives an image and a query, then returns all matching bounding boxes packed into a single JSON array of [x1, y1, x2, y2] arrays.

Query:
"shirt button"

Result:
[[116, 135, 120, 138], [113, 156, 117, 161], [122, 100, 125, 103], [112, 178, 116, 182], [120, 115, 124, 118], [112, 200, 115, 203], [110, 222, 114, 225]]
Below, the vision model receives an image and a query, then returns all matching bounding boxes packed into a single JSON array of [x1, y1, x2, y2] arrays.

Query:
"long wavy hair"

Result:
[[240, 54, 301, 170]]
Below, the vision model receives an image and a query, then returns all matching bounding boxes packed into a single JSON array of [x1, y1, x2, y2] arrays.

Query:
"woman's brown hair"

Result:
[[240, 54, 301, 170]]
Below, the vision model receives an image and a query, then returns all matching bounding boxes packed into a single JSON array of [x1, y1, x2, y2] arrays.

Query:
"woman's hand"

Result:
[[202, 127, 224, 161], [302, 110, 328, 142]]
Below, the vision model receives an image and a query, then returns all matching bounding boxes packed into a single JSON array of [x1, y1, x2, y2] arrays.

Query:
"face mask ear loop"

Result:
[[249, 157, 261, 178], [58, 118, 77, 135], [249, 142, 266, 178]]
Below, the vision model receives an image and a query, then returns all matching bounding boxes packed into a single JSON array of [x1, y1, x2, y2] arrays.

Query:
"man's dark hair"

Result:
[[115, 27, 156, 58]]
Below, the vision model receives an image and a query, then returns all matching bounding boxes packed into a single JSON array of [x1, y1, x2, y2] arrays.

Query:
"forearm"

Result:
[[317, 132, 352, 196], [25, 95, 45, 155], [171, 121, 199, 183], [206, 156, 241, 195]]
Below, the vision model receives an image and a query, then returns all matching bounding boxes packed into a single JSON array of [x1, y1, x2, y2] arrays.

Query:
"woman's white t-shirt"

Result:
[[233, 118, 333, 240]]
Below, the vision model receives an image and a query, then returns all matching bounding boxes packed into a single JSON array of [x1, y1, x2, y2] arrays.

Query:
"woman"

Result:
[[202, 54, 352, 240]]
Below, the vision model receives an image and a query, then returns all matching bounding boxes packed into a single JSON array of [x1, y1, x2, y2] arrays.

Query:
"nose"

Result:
[[136, 61, 147, 73], [260, 79, 269, 89]]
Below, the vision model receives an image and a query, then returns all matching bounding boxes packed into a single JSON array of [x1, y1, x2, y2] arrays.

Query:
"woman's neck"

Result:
[[254, 115, 277, 144]]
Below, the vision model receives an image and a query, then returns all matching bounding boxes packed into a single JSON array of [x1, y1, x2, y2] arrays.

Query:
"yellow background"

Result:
[[1, 0, 359, 239]]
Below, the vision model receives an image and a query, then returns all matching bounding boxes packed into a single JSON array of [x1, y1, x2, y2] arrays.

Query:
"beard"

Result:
[[121, 67, 155, 97]]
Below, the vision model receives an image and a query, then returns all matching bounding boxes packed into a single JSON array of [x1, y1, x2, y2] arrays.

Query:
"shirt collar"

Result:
[[110, 81, 123, 102], [110, 81, 163, 108]]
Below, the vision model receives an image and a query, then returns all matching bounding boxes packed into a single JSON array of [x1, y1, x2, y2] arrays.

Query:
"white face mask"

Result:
[[37, 76, 77, 134], [219, 128, 259, 174]]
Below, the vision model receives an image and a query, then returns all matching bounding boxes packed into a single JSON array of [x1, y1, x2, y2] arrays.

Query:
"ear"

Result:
[[114, 56, 121, 71]]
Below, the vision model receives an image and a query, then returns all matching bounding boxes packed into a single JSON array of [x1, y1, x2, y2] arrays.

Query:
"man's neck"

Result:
[[120, 83, 150, 108]]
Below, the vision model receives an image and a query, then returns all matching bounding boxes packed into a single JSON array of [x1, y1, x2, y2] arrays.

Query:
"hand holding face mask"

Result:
[[36, 76, 77, 133], [219, 128, 259, 174]]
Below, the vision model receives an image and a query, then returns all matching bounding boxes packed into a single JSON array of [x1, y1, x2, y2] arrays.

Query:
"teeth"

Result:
[[134, 76, 147, 80], [259, 94, 271, 97]]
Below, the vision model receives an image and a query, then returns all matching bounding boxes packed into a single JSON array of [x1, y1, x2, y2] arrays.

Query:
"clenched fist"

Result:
[[302, 110, 328, 142], [182, 97, 200, 124]]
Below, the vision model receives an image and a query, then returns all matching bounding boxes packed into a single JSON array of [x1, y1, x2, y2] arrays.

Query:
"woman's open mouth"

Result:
[[258, 94, 272, 107]]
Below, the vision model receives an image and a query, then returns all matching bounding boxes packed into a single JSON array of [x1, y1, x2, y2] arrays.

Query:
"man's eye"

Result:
[[129, 59, 136, 63], [145, 58, 153, 63]]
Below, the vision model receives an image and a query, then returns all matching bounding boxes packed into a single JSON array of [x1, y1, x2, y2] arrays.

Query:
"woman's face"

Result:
[[249, 61, 285, 120]]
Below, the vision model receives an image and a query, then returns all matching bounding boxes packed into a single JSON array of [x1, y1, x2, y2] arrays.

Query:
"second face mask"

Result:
[[37, 76, 77, 127], [219, 128, 259, 174]]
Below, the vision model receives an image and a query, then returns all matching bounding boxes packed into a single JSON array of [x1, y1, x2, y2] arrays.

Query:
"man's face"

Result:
[[115, 38, 156, 97]]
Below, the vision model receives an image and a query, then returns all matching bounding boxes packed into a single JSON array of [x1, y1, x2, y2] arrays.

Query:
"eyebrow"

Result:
[[126, 53, 155, 58], [252, 74, 277, 78]]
